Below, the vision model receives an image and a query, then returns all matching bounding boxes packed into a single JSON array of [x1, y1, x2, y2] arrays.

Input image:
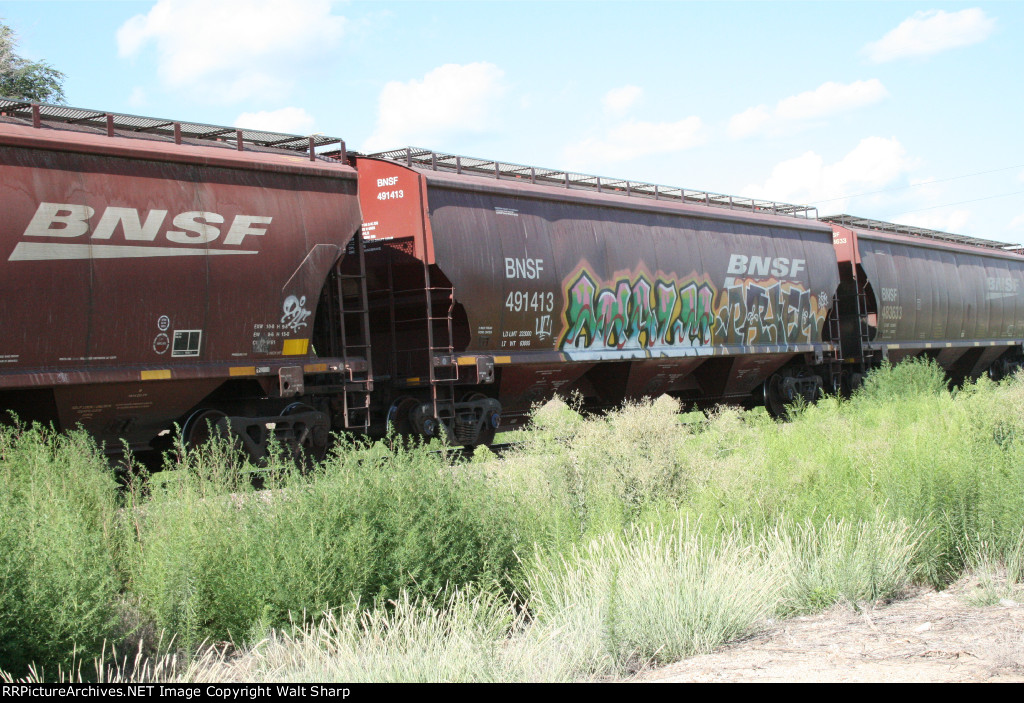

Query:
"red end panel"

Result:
[[830, 223, 860, 265], [355, 157, 431, 262]]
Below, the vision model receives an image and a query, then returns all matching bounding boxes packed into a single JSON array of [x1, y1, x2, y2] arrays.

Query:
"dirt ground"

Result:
[[636, 580, 1024, 683]]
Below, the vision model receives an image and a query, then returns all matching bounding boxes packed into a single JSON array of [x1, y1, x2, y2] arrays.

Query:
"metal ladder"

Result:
[[825, 294, 843, 390], [857, 286, 873, 364], [422, 262, 457, 432], [334, 233, 373, 431]]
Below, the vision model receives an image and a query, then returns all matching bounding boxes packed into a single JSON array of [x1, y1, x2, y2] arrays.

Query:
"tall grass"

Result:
[[526, 521, 781, 671], [6, 516, 926, 683], [3, 358, 1024, 681], [124, 436, 549, 655], [0, 422, 124, 677]]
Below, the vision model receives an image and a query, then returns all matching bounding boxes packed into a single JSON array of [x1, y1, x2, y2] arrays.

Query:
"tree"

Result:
[[0, 22, 65, 103]]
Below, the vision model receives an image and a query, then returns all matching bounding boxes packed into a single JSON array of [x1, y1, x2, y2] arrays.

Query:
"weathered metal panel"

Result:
[[0, 124, 361, 445], [856, 231, 1024, 344], [423, 180, 839, 361], [356, 156, 840, 405]]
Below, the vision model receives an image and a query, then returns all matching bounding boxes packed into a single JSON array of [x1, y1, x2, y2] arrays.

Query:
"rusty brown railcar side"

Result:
[[828, 218, 1024, 383], [356, 154, 841, 430], [0, 114, 362, 452]]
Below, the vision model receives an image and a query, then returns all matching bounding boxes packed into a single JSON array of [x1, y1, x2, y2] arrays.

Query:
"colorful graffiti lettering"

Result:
[[716, 277, 820, 346], [559, 266, 828, 355], [561, 269, 715, 352]]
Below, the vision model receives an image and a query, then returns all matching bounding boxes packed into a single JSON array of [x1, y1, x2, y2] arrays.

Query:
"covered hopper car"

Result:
[[0, 100, 371, 459], [355, 148, 842, 430], [1, 99, 1021, 458], [825, 214, 1024, 387]]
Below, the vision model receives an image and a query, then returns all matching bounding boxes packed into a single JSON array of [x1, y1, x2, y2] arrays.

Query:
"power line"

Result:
[[808, 163, 1024, 206], [899, 189, 1024, 214]]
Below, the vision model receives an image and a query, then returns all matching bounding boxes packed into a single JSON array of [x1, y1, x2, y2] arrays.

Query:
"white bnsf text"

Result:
[[9, 203, 272, 261]]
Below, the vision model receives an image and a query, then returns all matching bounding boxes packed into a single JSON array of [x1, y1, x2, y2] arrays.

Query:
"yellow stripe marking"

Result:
[[457, 356, 477, 366], [304, 363, 327, 373], [406, 377, 421, 384], [230, 366, 256, 377], [141, 369, 171, 381], [494, 356, 511, 364], [282, 338, 309, 355]]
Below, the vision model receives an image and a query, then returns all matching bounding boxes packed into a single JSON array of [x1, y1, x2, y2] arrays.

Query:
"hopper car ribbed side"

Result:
[[354, 151, 843, 433], [0, 102, 368, 458], [826, 215, 1024, 386], [6, 98, 1024, 456]]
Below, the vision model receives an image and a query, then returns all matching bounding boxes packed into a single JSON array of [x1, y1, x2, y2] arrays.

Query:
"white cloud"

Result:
[[602, 85, 643, 115], [729, 80, 887, 139], [127, 87, 147, 108], [727, 105, 772, 140], [776, 80, 889, 121], [1010, 214, 1024, 229], [863, 9, 996, 63], [744, 136, 913, 210], [117, 0, 346, 102], [895, 209, 971, 233], [564, 117, 705, 164], [362, 63, 506, 153], [235, 107, 316, 135]]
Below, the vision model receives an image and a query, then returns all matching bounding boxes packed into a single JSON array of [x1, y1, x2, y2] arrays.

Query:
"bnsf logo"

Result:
[[9, 203, 271, 261], [726, 253, 806, 279]]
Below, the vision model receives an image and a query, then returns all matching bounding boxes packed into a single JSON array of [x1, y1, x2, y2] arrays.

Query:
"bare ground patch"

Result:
[[635, 580, 1024, 683]]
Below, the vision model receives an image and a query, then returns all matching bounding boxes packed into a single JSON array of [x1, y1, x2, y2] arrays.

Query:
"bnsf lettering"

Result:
[[726, 253, 806, 279], [23, 203, 271, 246], [377, 177, 399, 187], [505, 257, 544, 279], [987, 277, 1018, 293]]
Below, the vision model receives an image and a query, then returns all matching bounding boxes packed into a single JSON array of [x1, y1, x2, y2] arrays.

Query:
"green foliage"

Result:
[[853, 357, 949, 402], [127, 437, 545, 652], [0, 424, 123, 678], [5, 358, 1024, 681], [770, 515, 925, 614], [526, 521, 781, 672], [0, 24, 65, 103]]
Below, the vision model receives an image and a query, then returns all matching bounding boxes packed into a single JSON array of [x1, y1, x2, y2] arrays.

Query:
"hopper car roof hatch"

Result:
[[821, 214, 1022, 253], [0, 97, 345, 160], [365, 146, 820, 220]]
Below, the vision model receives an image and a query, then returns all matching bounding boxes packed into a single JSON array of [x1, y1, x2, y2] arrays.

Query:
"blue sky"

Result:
[[4, 1, 1023, 242]]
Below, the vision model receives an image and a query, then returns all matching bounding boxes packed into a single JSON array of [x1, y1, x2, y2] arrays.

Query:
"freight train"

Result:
[[2, 99, 1022, 459]]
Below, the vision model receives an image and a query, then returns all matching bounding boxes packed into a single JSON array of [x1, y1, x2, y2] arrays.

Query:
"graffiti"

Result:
[[714, 277, 820, 346], [561, 269, 715, 352], [281, 294, 311, 332], [559, 265, 828, 355], [535, 314, 553, 340]]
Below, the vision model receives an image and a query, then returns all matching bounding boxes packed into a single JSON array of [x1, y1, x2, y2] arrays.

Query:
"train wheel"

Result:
[[988, 359, 1008, 382], [462, 392, 497, 446], [386, 396, 420, 439], [281, 402, 329, 463], [763, 375, 789, 419], [182, 409, 231, 449]]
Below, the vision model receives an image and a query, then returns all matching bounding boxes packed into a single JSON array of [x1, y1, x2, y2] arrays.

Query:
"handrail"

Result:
[[0, 97, 344, 162], [822, 214, 1022, 252], [369, 146, 819, 219]]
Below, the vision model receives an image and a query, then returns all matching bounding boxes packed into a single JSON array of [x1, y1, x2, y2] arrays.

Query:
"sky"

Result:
[[4, 1, 1023, 243]]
